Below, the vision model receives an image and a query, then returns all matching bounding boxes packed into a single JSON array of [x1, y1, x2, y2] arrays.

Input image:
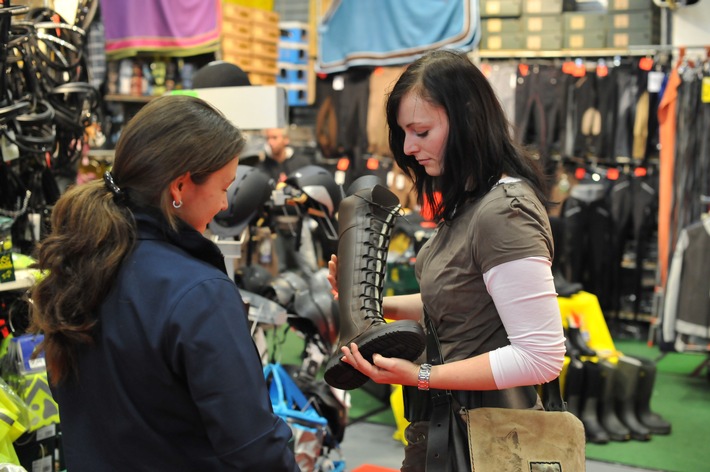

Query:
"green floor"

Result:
[[583, 339, 710, 472], [273, 327, 710, 472]]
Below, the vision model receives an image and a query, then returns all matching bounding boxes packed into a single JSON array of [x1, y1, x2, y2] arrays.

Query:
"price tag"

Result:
[[647, 71, 665, 94], [1, 130, 20, 162], [702, 77, 710, 104], [332, 75, 344, 91], [0, 238, 15, 284]]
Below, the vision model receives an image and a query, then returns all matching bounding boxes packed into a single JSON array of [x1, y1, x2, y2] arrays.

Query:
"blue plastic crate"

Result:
[[279, 21, 308, 43], [283, 85, 308, 106], [278, 42, 308, 65], [277, 63, 308, 85]]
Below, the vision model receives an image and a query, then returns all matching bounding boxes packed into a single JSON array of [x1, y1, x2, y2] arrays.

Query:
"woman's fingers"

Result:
[[327, 255, 339, 299]]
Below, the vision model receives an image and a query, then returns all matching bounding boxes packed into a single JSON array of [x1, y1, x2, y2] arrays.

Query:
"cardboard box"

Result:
[[565, 31, 607, 49], [480, 0, 523, 18], [525, 33, 564, 50], [607, 30, 659, 47], [522, 15, 563, 34], [607, 10, 660, 34], [480, 33, 525, 50], [482, 18, 522, 35], [564, 12, 608, 32], [608, 0, 656, 11], [524, 0, 564, 15]]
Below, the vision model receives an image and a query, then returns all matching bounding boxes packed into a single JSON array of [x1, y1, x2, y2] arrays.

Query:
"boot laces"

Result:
[[357, 201, 402, 320]]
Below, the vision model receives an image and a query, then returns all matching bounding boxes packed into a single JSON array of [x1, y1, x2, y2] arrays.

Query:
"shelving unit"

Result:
[[103, 94, 154, 103], [475, 46, 668, 58]]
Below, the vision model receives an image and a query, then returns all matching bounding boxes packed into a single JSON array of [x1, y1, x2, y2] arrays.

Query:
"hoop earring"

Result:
[[172, 200, 183, 209]]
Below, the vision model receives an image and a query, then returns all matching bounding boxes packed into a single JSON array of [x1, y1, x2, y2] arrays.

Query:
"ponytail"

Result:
[[29, 179, 135, 384]]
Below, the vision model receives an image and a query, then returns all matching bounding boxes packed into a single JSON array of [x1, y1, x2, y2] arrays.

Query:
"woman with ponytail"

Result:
[[30, 94, 298, 471]]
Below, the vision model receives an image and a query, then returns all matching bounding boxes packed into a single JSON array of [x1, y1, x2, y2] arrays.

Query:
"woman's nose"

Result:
[[403, 136, 418, 155]]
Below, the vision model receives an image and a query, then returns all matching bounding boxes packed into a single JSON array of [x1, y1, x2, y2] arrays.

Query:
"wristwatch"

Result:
[[417, 363, 432, 391]]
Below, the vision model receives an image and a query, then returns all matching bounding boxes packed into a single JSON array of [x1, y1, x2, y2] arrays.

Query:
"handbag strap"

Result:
[[541, 376, 566, 412], [424, 307, 458, 472]]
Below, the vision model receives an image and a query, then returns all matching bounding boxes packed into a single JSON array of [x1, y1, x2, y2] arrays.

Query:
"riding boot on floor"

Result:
[[580, 361, 610, 444], [614, 356, 652, 441], [323, 184, 426, 390], [634, 356, 672, 434], [598, 360, 632, 442]]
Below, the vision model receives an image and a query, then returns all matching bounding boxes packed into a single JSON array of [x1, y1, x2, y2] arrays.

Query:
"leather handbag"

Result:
[[466, 376, 586, 472], [423, 310, 586, 472]]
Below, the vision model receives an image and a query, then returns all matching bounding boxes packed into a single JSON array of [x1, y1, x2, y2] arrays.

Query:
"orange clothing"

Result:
[[657, 68, 681, 288]]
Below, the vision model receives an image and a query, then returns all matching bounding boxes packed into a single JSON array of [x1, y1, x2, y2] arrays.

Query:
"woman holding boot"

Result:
[[327, 49, 566, 471]]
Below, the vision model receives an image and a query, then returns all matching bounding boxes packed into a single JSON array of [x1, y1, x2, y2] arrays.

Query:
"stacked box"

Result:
[[278, 21, 310, 106], [606, 7, 660, 47], [221, 3, 280, 85], [522, 14, 563, 51], [479, 1, 523, 50], [607, 0, 656, 11], [563, 11, 608, 49], [522, 0, 564, 15], [480, 0, 523, 18]]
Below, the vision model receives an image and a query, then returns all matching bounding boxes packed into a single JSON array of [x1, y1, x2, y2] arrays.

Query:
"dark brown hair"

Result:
[[386, 49, 549, 221]]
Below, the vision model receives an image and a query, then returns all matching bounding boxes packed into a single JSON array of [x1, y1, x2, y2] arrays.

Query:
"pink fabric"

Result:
[[100, 0, 221, 55]]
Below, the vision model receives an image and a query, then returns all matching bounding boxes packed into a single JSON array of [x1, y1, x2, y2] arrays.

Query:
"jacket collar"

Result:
[[133, 208, 227, 275]]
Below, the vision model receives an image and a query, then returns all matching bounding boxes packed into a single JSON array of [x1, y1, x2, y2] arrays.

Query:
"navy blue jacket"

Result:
[[51, 211, 298, 471]]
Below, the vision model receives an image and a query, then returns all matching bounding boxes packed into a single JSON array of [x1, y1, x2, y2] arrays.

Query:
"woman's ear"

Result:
[[169, 172, 191, 205]]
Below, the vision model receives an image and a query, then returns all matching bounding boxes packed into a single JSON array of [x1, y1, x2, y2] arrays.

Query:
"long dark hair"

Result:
[[29, 95, 245, 384], [386, 49, 549, 221]]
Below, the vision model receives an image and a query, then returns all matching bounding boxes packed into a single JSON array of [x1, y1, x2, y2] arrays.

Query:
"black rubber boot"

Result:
[[598, 360, 631, 441], [566, 324, 596, 357], [633, 356, 672, 435], [563, 357, 585, 418], [614, 356, 652, 441], [323, 184, 425, 390], [580, 361, 610, 444]]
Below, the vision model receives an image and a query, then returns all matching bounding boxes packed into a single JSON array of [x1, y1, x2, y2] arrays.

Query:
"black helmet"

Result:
[[209, 165, 273, 237], [285, 165, 343, 218], [290, 268, 339, 354], [285, 165, 343, 241]]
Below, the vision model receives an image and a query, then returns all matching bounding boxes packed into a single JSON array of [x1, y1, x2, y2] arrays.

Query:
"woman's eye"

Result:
[[416, 131, 428, 138]]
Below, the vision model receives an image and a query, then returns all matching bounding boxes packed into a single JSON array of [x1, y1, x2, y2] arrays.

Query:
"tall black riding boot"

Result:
[[580, 361, 610, 444], [633, 356, 672, 434], [323, 184, 425, 390], [598, 360, 631, 441], [563, 357, 585, 418], [614, 356, 652, 441], [566, 315, 596, 357]]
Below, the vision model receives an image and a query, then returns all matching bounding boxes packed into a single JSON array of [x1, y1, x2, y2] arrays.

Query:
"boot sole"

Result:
[[323, 320, 426, 390]]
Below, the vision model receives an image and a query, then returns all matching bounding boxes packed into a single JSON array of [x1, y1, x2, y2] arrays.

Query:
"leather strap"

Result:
[[423, 309, 458, 472]]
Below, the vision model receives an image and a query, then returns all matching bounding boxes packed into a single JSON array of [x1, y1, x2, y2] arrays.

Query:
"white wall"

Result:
[[672, 1, 710, 48]]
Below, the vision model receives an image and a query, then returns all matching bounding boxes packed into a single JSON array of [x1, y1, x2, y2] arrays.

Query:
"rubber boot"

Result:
[[566, 321, 596, 357], [614, 356, 652, 441], [563, 357, 585, 418], [633, 356, 672, 435], [598, 360, 632, 441], [323, 184, 425, 390], [580, 361, 610, 444]]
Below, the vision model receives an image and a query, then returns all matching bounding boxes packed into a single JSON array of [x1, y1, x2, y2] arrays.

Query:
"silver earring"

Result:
[[172, 200, 183, 209]]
